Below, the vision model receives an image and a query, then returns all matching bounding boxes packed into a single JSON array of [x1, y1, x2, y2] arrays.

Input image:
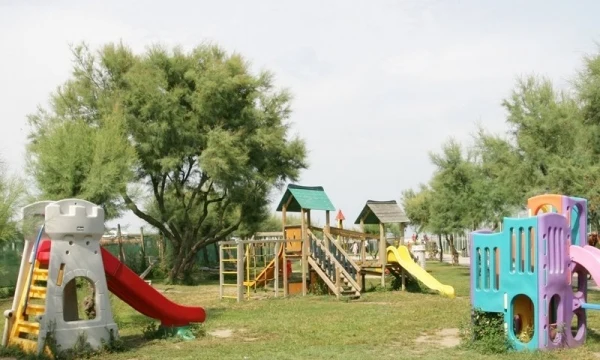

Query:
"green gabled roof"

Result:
[[354, 200, 409, 225], [276, 184, 336, 212]]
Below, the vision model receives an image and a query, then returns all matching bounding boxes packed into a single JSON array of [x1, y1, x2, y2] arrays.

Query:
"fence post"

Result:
[[117, 224, 126, 263], [236, 240, 244, 302], [274, 241, 280, 297], [219, 242, 224, 300]]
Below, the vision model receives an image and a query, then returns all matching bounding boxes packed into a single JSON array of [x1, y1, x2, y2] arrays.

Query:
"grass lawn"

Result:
[[4, 261, 600, 359]]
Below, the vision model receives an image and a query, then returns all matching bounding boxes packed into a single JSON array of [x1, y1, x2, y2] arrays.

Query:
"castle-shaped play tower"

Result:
[[1, 199, 206, 355], [469, 194, 600, 351]]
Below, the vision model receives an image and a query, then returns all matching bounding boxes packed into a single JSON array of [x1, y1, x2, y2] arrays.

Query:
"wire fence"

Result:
[[0, 235, 221, 290]]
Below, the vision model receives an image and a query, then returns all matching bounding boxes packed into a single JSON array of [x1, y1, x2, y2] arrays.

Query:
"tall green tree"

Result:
[[27, 42, 307, 282], [0, 160, 26, 241], [400, 184, 432, 233], [27, 108, 135, 219]]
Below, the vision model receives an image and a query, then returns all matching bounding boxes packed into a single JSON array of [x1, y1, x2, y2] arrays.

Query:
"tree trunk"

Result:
[[438, 233, 444, 262], [446, 234, 459, 265], [167, 241, 206, 283], [168, 252, 185, 283]]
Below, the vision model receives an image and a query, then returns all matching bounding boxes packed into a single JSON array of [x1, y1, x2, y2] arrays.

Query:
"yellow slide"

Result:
[[386, 245, 456, 298]]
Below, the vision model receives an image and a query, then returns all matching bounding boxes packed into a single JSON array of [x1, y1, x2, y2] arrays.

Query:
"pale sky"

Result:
[[1, 1, 598, 234]]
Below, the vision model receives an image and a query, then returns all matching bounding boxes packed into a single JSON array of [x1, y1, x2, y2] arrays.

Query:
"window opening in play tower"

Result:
[[63, 277, 96, 322], [536, 204, 558, 215], [570, 205, 581, 245], [571, 310, 585, 340], [528, 227, 535, 273], [510, 228, 516, 272], [549, 294, 561, 342], [494, 247, 500, 290], [512, 294, 534, 343]]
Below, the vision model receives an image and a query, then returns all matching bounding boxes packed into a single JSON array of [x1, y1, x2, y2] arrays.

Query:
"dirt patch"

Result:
[[415, 328, 460, 348], [209, 329, 234, 338]]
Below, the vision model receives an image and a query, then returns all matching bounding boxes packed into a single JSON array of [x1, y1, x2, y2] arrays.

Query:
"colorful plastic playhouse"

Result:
[[469, 194, 600, 351], [1, 199, 206, 355]]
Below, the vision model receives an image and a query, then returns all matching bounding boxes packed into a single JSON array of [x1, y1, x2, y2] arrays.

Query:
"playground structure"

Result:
[[2, 199, 206, 356], [469, 193, 600, 351], [220, 184, 456, 301]]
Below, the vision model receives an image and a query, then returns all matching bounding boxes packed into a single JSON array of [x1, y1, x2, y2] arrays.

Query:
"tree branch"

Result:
[[192, 187, 226, 241], [151, 174, 168, 221], [188, 217, 242, 258], [121, 191, 177, 242], [182, 156, 195, 184], [187, 173, 208, 212]]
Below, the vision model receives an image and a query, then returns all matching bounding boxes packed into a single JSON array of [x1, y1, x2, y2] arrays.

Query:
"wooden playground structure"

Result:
[[219, 184, 413, 301]]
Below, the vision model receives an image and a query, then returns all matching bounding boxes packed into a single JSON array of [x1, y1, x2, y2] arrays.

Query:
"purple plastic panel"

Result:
[[562, 197, 587, 247], [469, 229, 493, 304], [537, 213, 582, 349]]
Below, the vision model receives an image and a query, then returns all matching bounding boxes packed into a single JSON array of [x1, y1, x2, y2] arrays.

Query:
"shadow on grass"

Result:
[[586, 327, 600, 343], [118, 333, 152, 351], [205, 306, 228, 319]]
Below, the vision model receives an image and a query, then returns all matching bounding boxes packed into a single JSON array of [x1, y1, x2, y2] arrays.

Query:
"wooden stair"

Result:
[[307, 229, 361, 299]]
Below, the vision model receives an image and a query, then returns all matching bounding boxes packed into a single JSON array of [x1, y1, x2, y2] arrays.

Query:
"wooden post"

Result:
[[324, 210, 330, 249], [301, 208, 307, 296], [399, 223, 405, 246], [236, 240, 244, 302], [282, 205, 289, 297], [140, 227, 145, 252], [140, 227, 146, 266], [274, 241, 280, 297], [335, 266, 341, 299], [219, 243, 224, 300], [337, 214, 343, 244], [117, 224, 126, 263], [360, 219, 366, 262], [379, 222, 386, 287]]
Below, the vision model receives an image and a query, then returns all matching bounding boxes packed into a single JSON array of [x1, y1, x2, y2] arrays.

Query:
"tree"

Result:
[[0, 160, 26, 241], [27, 42, 307, 282], [400, 184, 432, 233], [471, 127, 529, 228], [27, 109, 135, 219], [240, 213, 302, 234]]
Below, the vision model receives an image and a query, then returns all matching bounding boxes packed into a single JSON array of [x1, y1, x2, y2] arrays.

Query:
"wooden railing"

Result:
[[307, 229, 361, 294], [324, 232, 361, 280]]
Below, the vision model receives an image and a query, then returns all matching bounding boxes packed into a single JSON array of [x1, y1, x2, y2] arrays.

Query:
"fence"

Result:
[[0, 234, 222, 288], [436, 234, 471, 258]]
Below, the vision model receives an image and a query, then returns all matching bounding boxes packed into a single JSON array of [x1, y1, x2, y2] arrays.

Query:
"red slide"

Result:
[[101, 248, 206, 327]]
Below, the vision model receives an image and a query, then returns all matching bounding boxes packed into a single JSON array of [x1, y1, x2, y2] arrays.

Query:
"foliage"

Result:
[[401, 184, 432, 233], [246, 213, 303, 234], [401, 48, 600, 233], [27, 104, 135, 220], [0, 160, 26, 242], [459, 309, 513, 354], [362, 223, 402, 237], [26, 42, 307, 282], [427, 139, 479, 233]]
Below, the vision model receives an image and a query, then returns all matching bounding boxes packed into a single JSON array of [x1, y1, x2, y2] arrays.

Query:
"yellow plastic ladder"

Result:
[[8, 260, 48, 353]]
